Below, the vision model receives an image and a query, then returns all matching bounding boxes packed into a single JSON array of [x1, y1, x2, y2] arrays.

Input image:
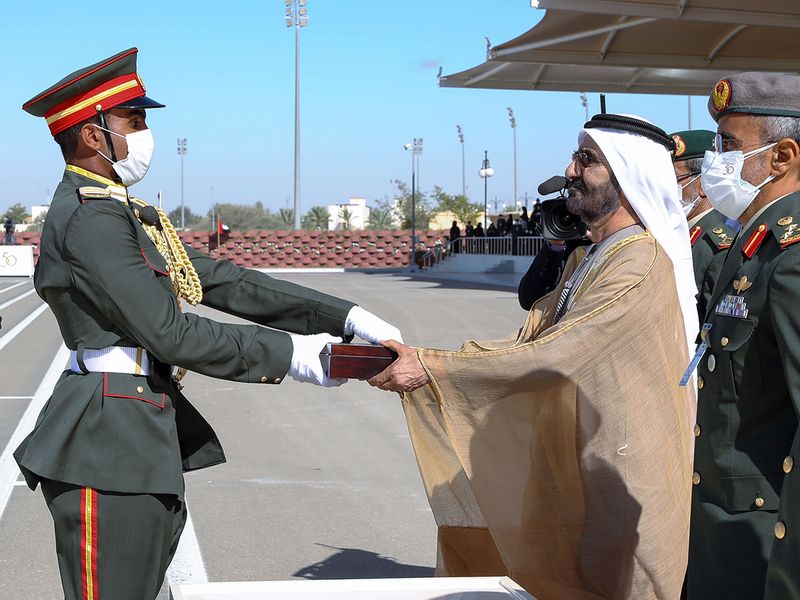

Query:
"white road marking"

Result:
[[0, 303, 48, 352], [167, 503, 209, 585], [0, 282, 28, 296], [0, 343, 69, 522], [0, 396, 34, 400], [0, 288, 36, 312]]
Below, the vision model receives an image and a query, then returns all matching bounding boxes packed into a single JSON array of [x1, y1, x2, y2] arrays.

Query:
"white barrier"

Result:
[[0, 246, 34, 277], [170, 576, 535, 599]]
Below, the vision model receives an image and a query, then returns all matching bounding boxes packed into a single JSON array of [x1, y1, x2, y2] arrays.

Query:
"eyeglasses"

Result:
[[571, 149, 601, 169], [676, 170, 701, 183], [714, 133, 778, 153]]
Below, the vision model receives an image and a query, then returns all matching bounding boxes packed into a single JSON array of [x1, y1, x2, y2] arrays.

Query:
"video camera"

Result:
[[536, 176, 587, 241]]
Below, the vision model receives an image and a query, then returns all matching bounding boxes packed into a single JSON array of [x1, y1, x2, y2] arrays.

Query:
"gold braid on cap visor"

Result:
[[131, 198, 203, 306]]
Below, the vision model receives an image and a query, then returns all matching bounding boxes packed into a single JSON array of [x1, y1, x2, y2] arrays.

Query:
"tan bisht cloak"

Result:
[[403, 232, 694, 600]]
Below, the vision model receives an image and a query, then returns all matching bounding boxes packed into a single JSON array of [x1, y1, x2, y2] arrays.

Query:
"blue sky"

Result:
[[1, 0, 717, 217]]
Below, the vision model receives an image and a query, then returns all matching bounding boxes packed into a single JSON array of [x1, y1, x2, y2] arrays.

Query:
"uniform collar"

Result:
[[65, 165, 128, 203], [687, 208, 713, 230], [739, 192, 793, 238]]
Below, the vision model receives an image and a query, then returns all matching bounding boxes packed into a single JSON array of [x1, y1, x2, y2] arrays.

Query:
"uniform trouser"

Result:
[[41, 479, 187, 600]]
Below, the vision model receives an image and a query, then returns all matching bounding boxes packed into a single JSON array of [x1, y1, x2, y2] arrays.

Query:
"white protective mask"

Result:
[[95, 126, 155, 186], [677, 174, 701, 217], [700, 143, 775, 220]]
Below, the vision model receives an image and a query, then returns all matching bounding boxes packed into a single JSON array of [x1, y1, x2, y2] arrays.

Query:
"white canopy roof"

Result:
[[439, 0, 800, 95]]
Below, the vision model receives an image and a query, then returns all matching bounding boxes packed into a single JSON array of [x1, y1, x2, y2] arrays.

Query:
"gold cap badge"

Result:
[[713, 79, 732, 112], [673, 135, 686, 157]]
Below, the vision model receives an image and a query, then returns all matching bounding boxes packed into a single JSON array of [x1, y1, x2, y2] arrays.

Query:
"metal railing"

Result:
[[411, 235, 547, 270], [450, 236, 546, 256]]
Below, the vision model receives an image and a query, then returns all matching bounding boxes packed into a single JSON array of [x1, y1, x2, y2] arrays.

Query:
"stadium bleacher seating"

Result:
[[14, 230, 445, 269]]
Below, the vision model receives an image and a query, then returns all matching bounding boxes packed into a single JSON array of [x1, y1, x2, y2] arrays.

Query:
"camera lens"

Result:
[[541, 197, 587, 240]]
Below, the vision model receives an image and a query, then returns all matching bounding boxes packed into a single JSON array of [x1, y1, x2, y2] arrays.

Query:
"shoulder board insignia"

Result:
[[690, 225, 702, 247], [77, 186, 112, 203], [712, 227, 724, 234], [742, 224, 767, 258], [776, 221, 800, 249]]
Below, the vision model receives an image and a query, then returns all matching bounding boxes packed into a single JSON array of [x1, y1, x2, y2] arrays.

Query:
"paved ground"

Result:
[[0, 272, 525, 599]]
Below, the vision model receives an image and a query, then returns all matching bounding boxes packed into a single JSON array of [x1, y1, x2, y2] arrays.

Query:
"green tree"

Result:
[[366, 206, 395, 230], [167, 206, 203, 229], [338, 207, 353, 230], [432, 186, 483, 226], [3, 203, 29, 225], [206, 202, 283, 230], [391, 179, 431, 230], [278, 208, 294, 228], [302, 206, 329, 230]]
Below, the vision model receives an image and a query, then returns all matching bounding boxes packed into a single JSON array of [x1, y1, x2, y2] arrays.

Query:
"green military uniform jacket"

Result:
[[689, 209, 736, 321], [14, 167, 355, 499], [687, 192, 800, 599]]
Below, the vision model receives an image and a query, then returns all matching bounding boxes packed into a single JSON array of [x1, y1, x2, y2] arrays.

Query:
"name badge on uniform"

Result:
[[680, 323, 713, 387], [714, 294, 749, 318]]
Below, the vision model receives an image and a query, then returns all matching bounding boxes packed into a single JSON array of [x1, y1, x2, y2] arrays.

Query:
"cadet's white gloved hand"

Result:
[[288, 333, 347, 387], [344, 306, 404, 344]]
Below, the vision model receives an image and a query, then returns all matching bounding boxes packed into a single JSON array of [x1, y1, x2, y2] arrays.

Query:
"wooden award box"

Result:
[[320, 343, 398, 380]]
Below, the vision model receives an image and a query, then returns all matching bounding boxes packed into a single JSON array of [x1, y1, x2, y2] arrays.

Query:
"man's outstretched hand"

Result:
[[367, 340, 430, 393]]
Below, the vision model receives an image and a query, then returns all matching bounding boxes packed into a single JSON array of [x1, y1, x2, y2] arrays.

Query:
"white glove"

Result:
[[288, 333, 347, 387], [344, 306, 404, 344]]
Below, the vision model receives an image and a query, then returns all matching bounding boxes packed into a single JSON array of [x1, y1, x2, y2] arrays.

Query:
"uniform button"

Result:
[[136, 385, 144, 394], [694, 424, 701, 437], [784, 456, 794, 473], [692, 471, 701, 485], [273, 377, 282, 384], [707, 354, 716, 372], [260, 376, 268, 383], [720, 336, 729, 347], [755, 497, 765, 508], [775, 521, 787, 540], [698, 376, 704, 390]]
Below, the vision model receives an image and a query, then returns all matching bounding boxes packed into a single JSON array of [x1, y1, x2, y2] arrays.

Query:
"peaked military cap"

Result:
[[23, 48, 164, 136], [670, 130, 715, 162], [708, 72, 800, 122]]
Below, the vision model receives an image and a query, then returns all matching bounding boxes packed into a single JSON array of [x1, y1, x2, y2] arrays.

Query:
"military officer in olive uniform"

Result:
[[670, 129, 738, 320], [14, 48, 403, 600], [686, 73, 800, 599]]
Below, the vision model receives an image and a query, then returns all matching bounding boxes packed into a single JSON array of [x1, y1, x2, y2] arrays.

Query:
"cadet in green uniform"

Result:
[[686, 73, 800, 599], [670, 129, 737, 320], [14, 48, 403, 600]]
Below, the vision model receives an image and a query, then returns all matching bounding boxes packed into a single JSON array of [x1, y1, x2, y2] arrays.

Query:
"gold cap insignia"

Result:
[[673, 135, 686, 157], [733, 275, 753, 293], [778, 216, 794, 227], [713, 79, 732, 112]]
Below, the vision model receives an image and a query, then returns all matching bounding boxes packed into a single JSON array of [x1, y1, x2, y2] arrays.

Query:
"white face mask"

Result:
[[94, 125, 155, 187], [677, 173, 701, 217], [700, 143, 775, 220], [682, 195, 701, 218]]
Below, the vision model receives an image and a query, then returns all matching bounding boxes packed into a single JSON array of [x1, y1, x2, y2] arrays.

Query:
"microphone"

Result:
[[537, 176, 568, 196]]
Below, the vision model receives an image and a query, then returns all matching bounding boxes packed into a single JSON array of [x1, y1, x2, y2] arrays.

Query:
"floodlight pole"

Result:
[[508, 107, 517, 210], [177, 138, 187, 230], [286, 0, 308, 230]]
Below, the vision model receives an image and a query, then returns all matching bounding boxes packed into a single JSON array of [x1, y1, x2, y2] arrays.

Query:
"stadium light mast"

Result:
[[507, 107, 517, 210], [177, 138, 187, 230], [286, 0, 308, 230], [456, 125, 466, 199]]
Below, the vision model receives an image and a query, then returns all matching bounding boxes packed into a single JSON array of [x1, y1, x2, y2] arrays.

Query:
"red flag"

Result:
[[218, 218, 224, 235]]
